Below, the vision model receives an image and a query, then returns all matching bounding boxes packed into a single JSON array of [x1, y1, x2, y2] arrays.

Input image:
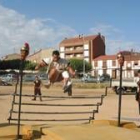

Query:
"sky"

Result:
[[0, 0, 140, 57]]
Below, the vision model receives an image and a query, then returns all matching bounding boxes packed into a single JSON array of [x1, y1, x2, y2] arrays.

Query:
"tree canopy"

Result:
[[69, 59, 92, 73]]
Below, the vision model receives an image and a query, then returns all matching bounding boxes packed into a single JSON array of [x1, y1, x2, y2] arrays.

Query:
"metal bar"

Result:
[[12, 110, 93, 114], [12, 94, 102, 99], [13, 102, 98, 106], [118, 65, 123, 126], [110, 78, 112, 88], [105, 87, 108, 96], [92, 110, 98, 119], [10, 118, 90, 122], [17, 60, 24, 139], [100, 96, 104, 105], [138, 102, 140, 115], [8, 73, 19, 124]]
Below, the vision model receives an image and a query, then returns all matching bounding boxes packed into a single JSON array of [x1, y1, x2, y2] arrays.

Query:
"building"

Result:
[[1, 53, 20, 60], [27, 48, 54, 63], [92, 51, 140, 78], [59, 34, 105, 63]]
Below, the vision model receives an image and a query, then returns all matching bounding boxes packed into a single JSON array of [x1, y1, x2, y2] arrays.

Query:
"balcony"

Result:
[[65, 49, 83, 54]]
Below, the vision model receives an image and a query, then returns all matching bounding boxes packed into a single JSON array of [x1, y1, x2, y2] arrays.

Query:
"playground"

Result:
[[0, 84, 140, 139]]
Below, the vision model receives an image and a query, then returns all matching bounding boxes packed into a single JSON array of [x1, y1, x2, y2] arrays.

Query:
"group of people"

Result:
[[32, 50, 76, 101]]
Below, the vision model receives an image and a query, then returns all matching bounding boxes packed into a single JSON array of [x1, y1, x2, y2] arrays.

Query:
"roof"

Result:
[[93, 53, 140, 61], [27, 49, 42, 58], [124, 55, 140, 61], [27, 48, 54, 58], [59, 35, 99, 46], [93, 55, 116, 61], [2, 53, 20, 60]]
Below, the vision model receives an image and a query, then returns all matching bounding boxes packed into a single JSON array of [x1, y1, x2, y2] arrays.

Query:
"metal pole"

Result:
[[118, 65, 123, 126], [82, 35, 85, 76], [138, 102, 140, 115], [83, 59, 85, 75], [17, 60, 24, 139]]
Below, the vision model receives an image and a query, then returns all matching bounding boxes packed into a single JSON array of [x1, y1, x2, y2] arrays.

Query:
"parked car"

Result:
[[81, 74, 98, 83], [99, 74, 111, 82], [0, 74, 18, 82], [23, 74, 35, 82], [0, 78, 12, 86], [39, 73, 48, 80]]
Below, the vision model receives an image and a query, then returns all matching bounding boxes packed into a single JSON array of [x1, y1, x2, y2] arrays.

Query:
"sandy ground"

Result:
[[0, 84, 140, 127]]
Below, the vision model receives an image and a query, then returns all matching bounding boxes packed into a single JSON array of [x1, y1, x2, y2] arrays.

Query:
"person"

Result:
[[35, 50, 75, 96], [136, 70, 140, 107], [32, 75, 42, 101]]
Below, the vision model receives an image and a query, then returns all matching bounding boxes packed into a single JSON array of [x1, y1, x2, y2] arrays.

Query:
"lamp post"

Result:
[[82, 35, 86, 76], [17, 43, 30, 139], [117, 52, 124, 127]]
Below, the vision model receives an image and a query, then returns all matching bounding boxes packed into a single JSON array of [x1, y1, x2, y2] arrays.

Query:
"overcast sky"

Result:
[[0, 0, 140, 57]]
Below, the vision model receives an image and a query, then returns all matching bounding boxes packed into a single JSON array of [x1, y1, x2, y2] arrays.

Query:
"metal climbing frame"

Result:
[[8, 86, 108, 124]]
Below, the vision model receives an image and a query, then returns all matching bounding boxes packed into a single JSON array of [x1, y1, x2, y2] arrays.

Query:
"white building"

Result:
[[92, 52, 140, 78]]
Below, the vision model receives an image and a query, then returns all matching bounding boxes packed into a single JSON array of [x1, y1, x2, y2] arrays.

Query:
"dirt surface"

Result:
[[0, 84, 140, 126]]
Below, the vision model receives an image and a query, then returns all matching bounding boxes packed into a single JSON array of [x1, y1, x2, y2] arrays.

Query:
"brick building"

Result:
[[59, 34, 105, 63]]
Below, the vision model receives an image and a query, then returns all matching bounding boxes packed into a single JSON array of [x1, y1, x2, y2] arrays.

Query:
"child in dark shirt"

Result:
[[32, 75, 42, 101]]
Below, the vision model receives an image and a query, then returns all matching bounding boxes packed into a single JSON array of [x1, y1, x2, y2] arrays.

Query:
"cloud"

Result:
[[90, 24, 140, 54], [0, 5, 77, 57]]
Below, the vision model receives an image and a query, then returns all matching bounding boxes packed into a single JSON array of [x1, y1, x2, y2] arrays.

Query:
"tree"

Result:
[[0, 59, 20, 70], [0, 59, 37, 70], [69, 59, 92, 73], [24, 61, 37, 70]]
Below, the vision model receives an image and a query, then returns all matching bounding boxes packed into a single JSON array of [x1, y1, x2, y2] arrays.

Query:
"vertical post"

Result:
[[118, 65, 123, 126], [105, 87, 108, 96], [139, 104, 140, 115], [83, 60, 85, 76], [117, 52, 124, 127], [17, 43, 30, 139], [17, 60, 24, 139], [109, 78, 112, 88], [82, 35, 85, 76]]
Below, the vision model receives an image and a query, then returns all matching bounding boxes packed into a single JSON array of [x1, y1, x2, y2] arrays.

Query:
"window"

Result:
[[103, 69, 107, 74], [112, 60, 116, 66], [103, 61, 107, 68], [134, 61, 138, 66], [84, 44, 89, 50], [84, 51, 89, 57], [94, 61, 98, 67], [134, 70, 138, 77], [60, 47, 64, 52]]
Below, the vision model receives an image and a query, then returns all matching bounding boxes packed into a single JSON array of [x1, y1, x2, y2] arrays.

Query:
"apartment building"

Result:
[[92, 51, 140, 78], [59, 34, 105, 63]]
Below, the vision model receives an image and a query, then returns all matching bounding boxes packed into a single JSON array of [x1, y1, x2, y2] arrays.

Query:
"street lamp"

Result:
[[117, 52, 124, 127], [17, 43, 30, 139]]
